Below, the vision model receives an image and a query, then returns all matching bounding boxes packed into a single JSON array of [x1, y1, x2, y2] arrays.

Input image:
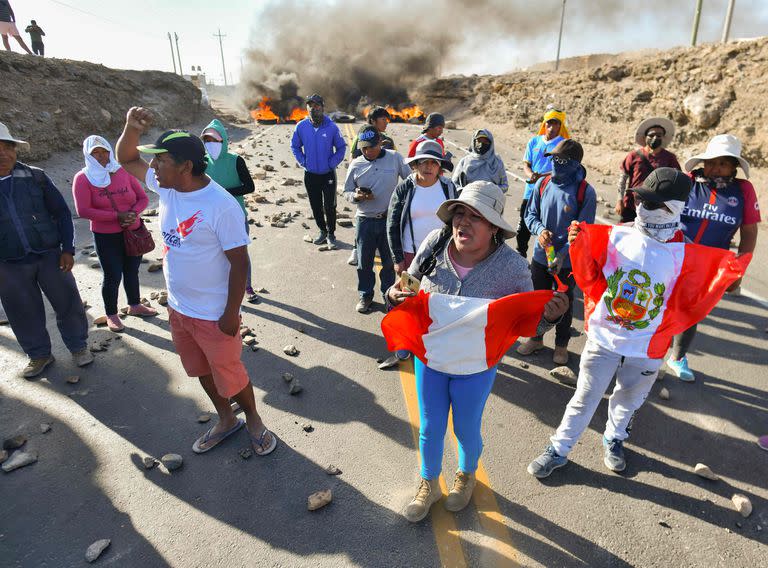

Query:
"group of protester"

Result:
[[0, 91, 762, 524], [1, 0, 44, 56]]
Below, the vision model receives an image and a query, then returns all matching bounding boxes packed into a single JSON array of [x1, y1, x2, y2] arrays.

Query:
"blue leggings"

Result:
[[414, 359, 498, 480]]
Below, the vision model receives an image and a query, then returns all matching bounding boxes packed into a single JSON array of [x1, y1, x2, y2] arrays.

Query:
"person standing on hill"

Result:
[[0, 0, 33, 54], [24, 19, 44, 56], [615, 117, 680, 223], [291, 93, 347, 249]]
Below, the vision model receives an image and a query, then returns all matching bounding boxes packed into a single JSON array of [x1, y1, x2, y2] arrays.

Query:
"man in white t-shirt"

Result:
[[115, 107, 277, 456]]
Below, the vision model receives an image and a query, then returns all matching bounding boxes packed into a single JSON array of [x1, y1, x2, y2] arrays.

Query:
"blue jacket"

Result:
[[291, 116, 347, 174], [0, 162, 75, 262], [525, 165, 597, 269]]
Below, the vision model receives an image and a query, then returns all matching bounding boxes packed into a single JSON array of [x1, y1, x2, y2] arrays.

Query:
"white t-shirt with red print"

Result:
[[145, 168, 248, 320]]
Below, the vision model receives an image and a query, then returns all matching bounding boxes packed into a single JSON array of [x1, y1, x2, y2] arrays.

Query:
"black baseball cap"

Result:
[[368, 106, 390, 122], [357, 125, 381, 148], [305, 93, 324, 106], [545, 139, 584, 163], [633, 167, 692, 203], [137, 130, 205, 163]]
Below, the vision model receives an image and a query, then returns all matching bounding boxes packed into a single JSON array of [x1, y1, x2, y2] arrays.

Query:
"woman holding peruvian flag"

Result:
[[527, 168, 750, 479], [383, 181, 569, 522]]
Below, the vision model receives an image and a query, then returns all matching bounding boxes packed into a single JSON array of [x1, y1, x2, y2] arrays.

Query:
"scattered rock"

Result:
[[143, 457, 157, 469], [283, 345, 299, 356], [3, 435, 26, 450], [289, 379, 303, 395], [271, 221, 287, 228], [263, 164, 276, 172], [252, 169, 267, 180], [82, 300, 90, 309], [658, 520, 671, 529], [445, 120, 458, 129], [150, 291, 160, 300], [282, 372, 295, 383], [694, 463, 719, 480], [197, 413, 211, 423], [0, 450, 7, 464], [301, 222, 310, 230], [240, 327, 254, 338], [297, 325, 305, 333], [40, 423, 52, 434], [250, 344, 259, 352], [1, 450, 38, 472], [243, 336, 257, 346], [731, 494, 753, 518], [66, 375, 80, 384], [308, 489, 333, 511], [158, 292, 168, 306], [90, 262, 101, 269], [518, 362, 529, 369], [161, 453, 183, 471], [239, 448, 253, 460], [301, 423, 314, 432], [89, 250, 98, 258], [549, 366, 578, 386], [659, 387, 670, 400], [325, 464, 342, 476], [337, 219, 353, 228], [93, 315, 108, 326], [85, 539, 111, 563], [144, 208, 158, 216], [148, 261, 163, 272]]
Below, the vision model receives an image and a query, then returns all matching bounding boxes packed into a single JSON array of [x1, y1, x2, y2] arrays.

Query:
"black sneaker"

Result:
[[603, 437, 626, 472], [312, 231, 327, 245]]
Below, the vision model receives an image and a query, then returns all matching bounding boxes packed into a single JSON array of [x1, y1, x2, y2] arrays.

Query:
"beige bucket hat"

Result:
[[634, 117, 676, 148], [0, 122, 30, 151], [436, 180, 516, 239]]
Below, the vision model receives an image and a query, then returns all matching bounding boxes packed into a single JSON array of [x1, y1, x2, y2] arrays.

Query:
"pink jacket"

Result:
[[72, 168, 149, 233]]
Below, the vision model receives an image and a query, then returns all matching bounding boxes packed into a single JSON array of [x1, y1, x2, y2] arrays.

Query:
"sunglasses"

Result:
[[551, 155, 571, 166]]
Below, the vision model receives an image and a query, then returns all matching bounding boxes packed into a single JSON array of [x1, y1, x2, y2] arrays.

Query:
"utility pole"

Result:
[[555, 0, 566, 71], [721, 0, 736, 43], [214, 28, 228, 86], [167, 32, 177, 74], [691, 0, 703, 46], [174, 32, 183, 77]]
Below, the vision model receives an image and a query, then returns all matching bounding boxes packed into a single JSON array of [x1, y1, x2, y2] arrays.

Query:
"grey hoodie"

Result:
[[452, 130, 509, 192]]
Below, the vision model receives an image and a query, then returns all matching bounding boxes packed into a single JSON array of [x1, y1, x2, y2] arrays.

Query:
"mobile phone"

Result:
[[358, 187, 372, 195], [399, 271, 421, 294]]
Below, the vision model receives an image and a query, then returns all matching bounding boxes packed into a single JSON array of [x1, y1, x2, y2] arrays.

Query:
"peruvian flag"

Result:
[[381, 290, 555, 374], [571, 223, 751, 359]]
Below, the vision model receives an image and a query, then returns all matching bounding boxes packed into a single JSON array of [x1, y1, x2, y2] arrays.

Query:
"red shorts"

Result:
[[168, 308, 249, 398]]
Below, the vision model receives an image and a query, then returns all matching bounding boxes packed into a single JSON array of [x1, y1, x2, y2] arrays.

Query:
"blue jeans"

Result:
[[94, 232, 142, 315], [414, 358, 498, 479], [356, 216, 394, 300], [0, 251, 88, 358]]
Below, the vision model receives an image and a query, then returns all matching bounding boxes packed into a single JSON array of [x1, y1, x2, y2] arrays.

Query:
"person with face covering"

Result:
[[200, 119, 258, 303], [290, 93, 347, 249], [528, 168, 748, 478], [666, 135, 760, 382], [615, 117, 681, 223], [518, 107, 570, 258], [386, 181, 568, 522], [452, 129, 508, 192], [72, 135, 156, 332], [518, 139, 596, 365]]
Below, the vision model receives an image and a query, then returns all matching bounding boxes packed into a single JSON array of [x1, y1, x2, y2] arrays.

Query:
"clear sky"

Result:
[[10, 0, 768, 83]]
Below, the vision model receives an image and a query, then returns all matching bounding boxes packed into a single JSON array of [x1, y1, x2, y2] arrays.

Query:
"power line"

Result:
[[45, 0, 158, 40]]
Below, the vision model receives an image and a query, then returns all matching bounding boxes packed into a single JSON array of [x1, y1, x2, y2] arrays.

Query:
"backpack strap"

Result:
[[417, 227, 452, 277], [540, 175, 587, 208], [538, 175, 551, 198], [30, 167, 48, 191]]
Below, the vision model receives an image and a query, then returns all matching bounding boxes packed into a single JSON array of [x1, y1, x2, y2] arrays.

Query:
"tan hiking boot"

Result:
[[445, 471, 476, 512], [516, 339, 544, 356], [553, 346, 569, 365], [404, 477, 442, 522], [21, 355, 55, 378]]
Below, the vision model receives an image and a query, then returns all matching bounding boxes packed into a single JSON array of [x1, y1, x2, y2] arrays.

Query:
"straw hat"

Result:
[[684, 134, 750, 178], [436, 181, 516, 239], [0, 122, 30, 151]]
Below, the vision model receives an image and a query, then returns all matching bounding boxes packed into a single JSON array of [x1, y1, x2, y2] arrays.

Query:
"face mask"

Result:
[[474, 140, 491, 155], [709, 175, 735, 189], [634, 200, 685, 242], [646, 136, 663, 150], [204, 141, 222, 160], [310, 108, 324, 123], [551, 157, 580, 183]]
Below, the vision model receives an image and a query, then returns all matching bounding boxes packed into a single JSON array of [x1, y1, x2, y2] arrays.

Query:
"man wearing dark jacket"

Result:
[[0, 122, 93, 378], [290, 94, 347, 248]]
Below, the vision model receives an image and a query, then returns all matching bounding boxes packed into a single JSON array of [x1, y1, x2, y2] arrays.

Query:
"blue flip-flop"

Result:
[[249, 427, 277, 456], [192, 418, 244, 454]]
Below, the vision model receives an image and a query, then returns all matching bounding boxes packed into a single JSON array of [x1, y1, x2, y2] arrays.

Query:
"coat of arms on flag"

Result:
[[604, 268, 665, 330]]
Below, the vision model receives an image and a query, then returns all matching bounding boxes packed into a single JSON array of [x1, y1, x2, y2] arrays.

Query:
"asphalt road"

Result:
[[1, 114, 766, 568]]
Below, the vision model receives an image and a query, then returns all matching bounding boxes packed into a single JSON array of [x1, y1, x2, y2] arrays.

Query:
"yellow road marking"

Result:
[[399, 360, 468, 568]]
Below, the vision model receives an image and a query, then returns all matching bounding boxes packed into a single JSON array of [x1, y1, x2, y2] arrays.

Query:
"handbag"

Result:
[[103, 189, 155, 257]]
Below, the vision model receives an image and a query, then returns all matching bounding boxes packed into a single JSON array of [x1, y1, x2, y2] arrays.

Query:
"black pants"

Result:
[[94, 232, 142, 315], [304, 170, 337, 235], [670, 324, 698, 360], [516, 198, 531, 257], [531, 260, 576, 347], [32, 42, 44, 56]]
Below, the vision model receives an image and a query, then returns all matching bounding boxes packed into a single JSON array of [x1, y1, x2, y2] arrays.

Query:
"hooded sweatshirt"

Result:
[[452, 129, 508, 192], [290, 115, 347, 174], [202, 119, 254, 214]]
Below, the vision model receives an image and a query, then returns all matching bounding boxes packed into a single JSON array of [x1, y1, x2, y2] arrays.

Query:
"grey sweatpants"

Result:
[[550, 339, 663, 457], [0, 252, 89, 359]]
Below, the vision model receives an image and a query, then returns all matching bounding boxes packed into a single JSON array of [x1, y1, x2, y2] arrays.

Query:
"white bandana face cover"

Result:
[[634, 199, 685, 242], [204, 141, 223, 160]]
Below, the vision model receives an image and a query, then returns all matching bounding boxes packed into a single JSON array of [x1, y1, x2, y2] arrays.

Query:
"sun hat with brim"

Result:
[[436, 180, 516, 239], [683, 134, 750, 179], [137, 129, 206, 163], [0, 122, 30, 151], [634, 117, 676, 148], [633, 167, 691, 203], [406, 139, 454, 172]]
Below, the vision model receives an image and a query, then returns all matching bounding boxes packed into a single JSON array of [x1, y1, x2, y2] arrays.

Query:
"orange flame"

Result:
[[250, 97, 279, 122], [364, 104, 426, 123], [287, 107, 309, 122]]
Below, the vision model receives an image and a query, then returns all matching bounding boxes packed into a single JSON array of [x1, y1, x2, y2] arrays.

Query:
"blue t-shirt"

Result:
[[523, 135, 564, 199]]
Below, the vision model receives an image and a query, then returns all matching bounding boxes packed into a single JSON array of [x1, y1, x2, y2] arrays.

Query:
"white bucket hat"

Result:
[[405, 139, 454, 172], [634, 117, 676, 148], [0, 122, 30, 151], [684, 134, 750, 179], [436, 180, 516, 239]]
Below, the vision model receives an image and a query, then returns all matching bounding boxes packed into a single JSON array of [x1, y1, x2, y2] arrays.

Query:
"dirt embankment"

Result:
[[417, 37, 768, 207], [0, 51, 207, 161]]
